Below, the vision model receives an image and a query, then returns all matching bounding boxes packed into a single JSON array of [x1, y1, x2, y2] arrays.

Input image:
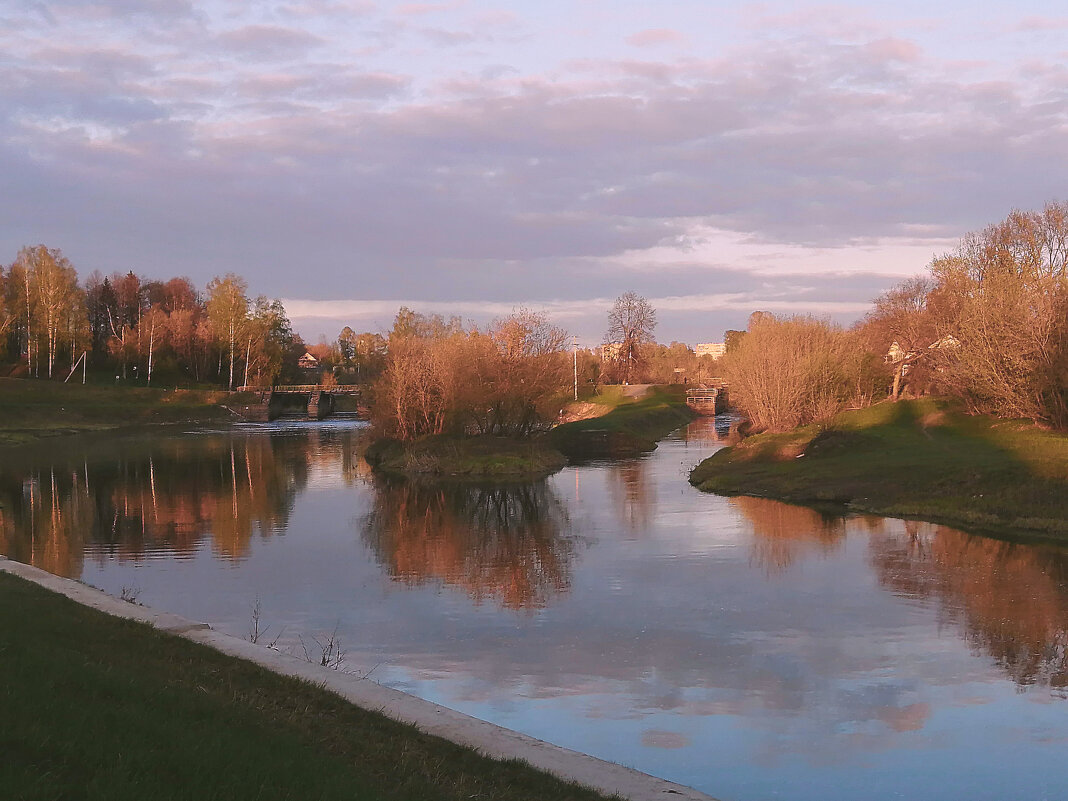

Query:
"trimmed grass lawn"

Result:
[[0, 571, 613, 801]]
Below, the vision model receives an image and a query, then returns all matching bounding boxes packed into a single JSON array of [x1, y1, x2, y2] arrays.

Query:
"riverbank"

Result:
[[0, 568, 616, 801], [0, 377, 242, 449], [365, 386, 697, 479], [546, 385, 697, 462], [689, 399, 1068, 542], [364, 434, 569, 479]]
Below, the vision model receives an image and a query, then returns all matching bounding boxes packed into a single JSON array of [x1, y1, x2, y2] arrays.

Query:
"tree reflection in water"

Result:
[[0, 434, 316, 576], [731, 494, 1068, 690], [869, 522, 1068, 690], [729, 495, 847, 574], [362, 479, 577, 610], [608, 459, 656, 534]]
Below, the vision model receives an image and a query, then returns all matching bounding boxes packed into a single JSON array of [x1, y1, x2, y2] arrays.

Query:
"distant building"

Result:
[[298, 352, 319, 370], [695, 343, 727, 360], [601, 343, 622, 361]]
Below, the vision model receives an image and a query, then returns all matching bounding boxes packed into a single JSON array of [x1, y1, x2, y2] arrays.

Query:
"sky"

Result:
[[3, 1, 1068, 346]]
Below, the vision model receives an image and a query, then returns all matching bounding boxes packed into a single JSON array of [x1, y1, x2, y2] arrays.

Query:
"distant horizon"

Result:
[[4, 1, 1066, 345]]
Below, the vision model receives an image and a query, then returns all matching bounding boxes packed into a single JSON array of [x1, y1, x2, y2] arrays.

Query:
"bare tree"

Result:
[[721, 314, 876, 432], [927, 202, 1068, 428], [864, 276, 936, 400], [605, 292, 656, 384]]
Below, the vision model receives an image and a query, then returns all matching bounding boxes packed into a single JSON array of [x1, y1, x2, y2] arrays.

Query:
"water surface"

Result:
[[2, 419, 1066, 801]]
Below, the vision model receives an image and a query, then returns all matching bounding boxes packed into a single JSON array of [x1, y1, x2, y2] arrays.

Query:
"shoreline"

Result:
[[0, 556, 716, 801], [689, 399, 1068, 545], [0, 377, 243, 452]]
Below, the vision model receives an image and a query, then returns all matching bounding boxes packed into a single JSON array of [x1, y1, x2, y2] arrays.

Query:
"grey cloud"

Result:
[[1, 66, 165, 127], [216, 25, 325, 60], [3, 14, 1067, 343], [420, 27, 477, 47], [47, 0, 196, 21], [32, 45, 155, 80]]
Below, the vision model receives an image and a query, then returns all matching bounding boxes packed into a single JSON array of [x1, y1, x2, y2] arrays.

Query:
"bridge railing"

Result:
[[237, 384, 362, 393]]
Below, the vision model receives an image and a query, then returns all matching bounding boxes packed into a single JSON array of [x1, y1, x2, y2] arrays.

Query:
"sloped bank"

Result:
[[689, 399, 1068, 543], [0, 377, 242, 450], [365, 387, 697, 479], [543, 385, 697, 462], [0, 558, 716, 801]]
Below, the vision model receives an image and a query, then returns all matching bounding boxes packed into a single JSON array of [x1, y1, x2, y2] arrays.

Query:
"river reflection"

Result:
[[2, 419, 1067, 801], [0, 425, 363, 574], [362, 479, 577, 610]]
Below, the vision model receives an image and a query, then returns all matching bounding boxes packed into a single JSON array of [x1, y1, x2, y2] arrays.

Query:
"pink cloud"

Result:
[[625, 28, 685, 48]]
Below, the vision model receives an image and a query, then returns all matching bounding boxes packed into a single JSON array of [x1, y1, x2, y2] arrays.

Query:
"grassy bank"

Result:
[[546, 386, 697, 462], [365, 434, 568, 480], [0, 571, 611, 801], [689, 399, 1068, 542], [0, 377, 242, 449]]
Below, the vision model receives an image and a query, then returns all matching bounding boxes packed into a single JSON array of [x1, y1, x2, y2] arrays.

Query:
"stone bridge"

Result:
[[233, 384, 363, 421]]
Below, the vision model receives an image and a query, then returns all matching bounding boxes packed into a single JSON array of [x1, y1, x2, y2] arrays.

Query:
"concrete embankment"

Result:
[[0, 556, 717, 801]]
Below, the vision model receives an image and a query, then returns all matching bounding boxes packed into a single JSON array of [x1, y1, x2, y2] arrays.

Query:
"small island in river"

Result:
[[366, 385, 697, 480]]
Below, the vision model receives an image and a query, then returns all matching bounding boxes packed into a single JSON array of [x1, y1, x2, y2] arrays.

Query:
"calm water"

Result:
[[2, 419, 1066, 801]]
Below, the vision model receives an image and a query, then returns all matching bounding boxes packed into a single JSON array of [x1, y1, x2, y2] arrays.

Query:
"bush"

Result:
[[720, 315, 878, 432]]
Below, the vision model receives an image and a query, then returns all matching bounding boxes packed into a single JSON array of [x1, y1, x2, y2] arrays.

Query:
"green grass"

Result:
[[365, 434, 568, 479], [0, 377, 241, 449], [0, 571, 614, 801], [545, 386, 696, 461], [689, 398, 1068, 542]]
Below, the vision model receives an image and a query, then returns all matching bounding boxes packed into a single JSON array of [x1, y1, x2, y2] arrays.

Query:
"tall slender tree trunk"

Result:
[[147, 316, 155, 387]]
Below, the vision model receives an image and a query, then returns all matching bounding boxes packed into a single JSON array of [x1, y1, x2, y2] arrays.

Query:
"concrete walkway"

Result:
[[0, 556, 718, 801]]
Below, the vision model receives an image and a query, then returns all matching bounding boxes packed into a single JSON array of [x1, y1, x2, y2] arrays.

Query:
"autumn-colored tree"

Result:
[[205, 274, 249, 390], [924, 203, 1068, 428], [0, 265, 13, 358], [862, 276, 936, 400], [14, 245, 84, 377], [721, 314, 876, 431], [241, 297, 293, 386], [372, 309, 570, 440]]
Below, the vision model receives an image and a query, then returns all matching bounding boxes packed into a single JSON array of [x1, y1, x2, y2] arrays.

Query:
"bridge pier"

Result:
[[307, 390, 335, 420]]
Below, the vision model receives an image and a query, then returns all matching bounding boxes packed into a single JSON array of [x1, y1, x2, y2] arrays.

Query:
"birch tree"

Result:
[[15, 245, 81, 377], [206, 274, 249, 390]]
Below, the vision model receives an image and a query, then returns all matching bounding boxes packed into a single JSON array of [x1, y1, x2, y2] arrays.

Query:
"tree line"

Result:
[[720, 202, 1068, 432], [0, 246, 300, 388]]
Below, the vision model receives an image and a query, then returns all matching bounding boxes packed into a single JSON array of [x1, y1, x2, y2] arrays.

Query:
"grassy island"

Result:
[[0, 377, 242, 450], [545, 385, 696, 462], [0, 571, 612, 801], [689, 399, 1068, 542], [366, 386, 697, 479], [364, 434, 569, 480]]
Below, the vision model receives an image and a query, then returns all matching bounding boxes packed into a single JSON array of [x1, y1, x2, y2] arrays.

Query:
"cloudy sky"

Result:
[[3, 1, 1067, 345]]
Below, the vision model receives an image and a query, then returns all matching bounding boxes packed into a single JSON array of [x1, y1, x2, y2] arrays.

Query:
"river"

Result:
[[1, 418, 1066, 801]]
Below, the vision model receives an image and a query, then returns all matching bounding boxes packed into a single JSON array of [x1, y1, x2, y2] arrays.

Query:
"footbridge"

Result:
[[233, 384, 363, 421], [686, 382, 729, 415]]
